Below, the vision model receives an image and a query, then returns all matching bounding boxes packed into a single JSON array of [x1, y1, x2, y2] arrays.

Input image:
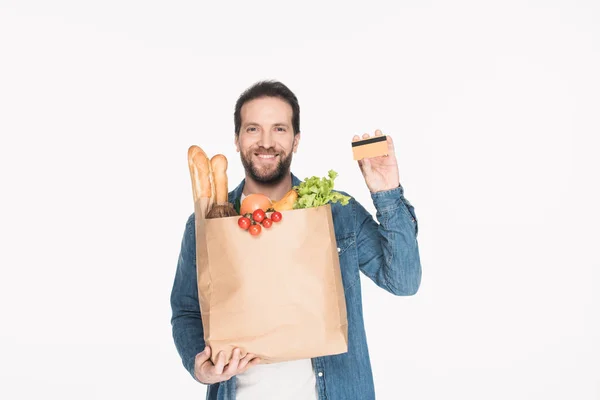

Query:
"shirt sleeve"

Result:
[[354, 185, 422, 295], [170, 214, 206, 382]]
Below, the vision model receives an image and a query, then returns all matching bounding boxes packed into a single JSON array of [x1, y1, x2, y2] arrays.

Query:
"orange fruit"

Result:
[[240, 194, 272, 215]]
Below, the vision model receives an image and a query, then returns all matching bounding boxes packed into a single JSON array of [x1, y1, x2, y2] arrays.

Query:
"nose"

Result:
[[259, 130, 274, 149]]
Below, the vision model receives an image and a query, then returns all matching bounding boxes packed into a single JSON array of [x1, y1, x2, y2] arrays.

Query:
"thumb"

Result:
[[196, 346, 211, 364], [360, 157, 372, 175]]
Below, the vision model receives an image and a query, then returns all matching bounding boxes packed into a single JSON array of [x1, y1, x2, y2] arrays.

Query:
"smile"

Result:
[[256, 154, 278, 159]]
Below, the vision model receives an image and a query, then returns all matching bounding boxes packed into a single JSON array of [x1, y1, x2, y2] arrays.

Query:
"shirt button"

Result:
[[337, 247, 341, 252], [318, 372, 324, 377]]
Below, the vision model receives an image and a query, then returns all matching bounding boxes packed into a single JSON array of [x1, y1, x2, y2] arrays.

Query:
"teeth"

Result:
[[257, 155, 276, 159]]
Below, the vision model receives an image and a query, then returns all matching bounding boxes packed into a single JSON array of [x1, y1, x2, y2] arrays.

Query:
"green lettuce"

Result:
[[293, 170, 351, 209]]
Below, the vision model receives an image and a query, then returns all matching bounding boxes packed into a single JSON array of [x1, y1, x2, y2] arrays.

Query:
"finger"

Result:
[[244, 357, 262, 370], [194, 347, 211, 381], [362, 133, 370, 139], [360, 157, 373, 177], [374, 129, 383, 136], [214, 351, 226, 375], [352, 135, 360, 142], [237, 353, 256, 371], [240, 356, 262, 373], [386, 134, 396, 153], [223, 348, 241, 375], [195, 346, 211, 366]]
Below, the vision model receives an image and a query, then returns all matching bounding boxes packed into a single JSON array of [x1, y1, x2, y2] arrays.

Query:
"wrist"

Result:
[[370, 185, 404, 212], [370, 184, 401, 195]]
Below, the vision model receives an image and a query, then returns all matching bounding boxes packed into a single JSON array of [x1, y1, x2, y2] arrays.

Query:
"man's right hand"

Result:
[[194, 346, 261, 384]]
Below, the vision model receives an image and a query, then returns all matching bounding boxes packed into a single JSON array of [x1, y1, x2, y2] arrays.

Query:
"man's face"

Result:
[[235, 96, 300, 184]]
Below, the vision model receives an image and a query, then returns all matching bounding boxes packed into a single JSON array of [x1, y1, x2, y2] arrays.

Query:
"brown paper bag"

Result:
[[194, 199, 348, 364]]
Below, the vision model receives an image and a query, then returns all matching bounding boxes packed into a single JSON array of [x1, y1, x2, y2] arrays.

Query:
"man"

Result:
[[171, 80, 422, 399]]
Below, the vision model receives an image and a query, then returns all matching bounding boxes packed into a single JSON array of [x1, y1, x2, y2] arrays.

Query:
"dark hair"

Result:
[[234, 80, 300, 136]]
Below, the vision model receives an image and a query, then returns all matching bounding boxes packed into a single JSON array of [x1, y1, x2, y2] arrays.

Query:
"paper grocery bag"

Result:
[[194, 200, 348, 364]]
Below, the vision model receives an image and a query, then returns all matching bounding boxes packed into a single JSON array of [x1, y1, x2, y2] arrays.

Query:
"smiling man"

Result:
[[234, 93, 300, 202], [171, 80, 422, 400]]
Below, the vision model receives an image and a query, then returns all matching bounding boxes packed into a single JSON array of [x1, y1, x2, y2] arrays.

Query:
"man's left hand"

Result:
[[353, 129, 400, 193]]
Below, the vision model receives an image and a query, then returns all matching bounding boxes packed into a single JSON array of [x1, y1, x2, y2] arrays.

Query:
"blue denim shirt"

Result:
[[171, 173, 422, 400]]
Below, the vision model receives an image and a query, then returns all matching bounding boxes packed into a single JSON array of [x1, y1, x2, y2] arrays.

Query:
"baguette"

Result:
[[210, 154, 228, 205], [187, 145, 215, 215], [206, 154, 238, 219]]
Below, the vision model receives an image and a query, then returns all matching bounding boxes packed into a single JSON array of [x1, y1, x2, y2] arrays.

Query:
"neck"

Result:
[[242, 173, 293, 202]]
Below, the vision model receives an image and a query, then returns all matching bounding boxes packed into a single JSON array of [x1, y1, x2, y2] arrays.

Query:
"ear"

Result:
[[234, 134, 240, 152], [292, 132, 301, 153]]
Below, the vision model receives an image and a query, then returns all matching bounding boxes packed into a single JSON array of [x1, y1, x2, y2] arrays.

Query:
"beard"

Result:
[[240, 146, 293, 184]]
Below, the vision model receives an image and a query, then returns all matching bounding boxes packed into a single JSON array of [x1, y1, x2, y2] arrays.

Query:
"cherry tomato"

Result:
[[238, 216, 251, 230], [271, 211, 282, 223], [252, 209, 266, 223], [261, 218, 273, 228], [249, 224, 262, 236]]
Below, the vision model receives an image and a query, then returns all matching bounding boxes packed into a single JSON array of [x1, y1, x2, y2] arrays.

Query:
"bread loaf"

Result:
[[206, 154, 238, 219], [187, 145, 215, 217]]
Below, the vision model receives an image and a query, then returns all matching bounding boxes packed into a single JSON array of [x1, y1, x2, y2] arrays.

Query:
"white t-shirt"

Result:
[[235, 359, 318, 400], [235, 194, 318, 399]]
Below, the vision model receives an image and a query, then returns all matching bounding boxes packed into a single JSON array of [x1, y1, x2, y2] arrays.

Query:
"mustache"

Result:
[[250, 147, 281, 156]]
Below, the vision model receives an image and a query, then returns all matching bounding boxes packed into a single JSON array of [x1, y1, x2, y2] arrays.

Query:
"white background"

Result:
[[0, 1, 598, 399]]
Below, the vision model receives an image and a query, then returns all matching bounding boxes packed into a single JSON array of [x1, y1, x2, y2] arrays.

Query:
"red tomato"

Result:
[[240, 194, 272, 215], [261, 218, 273, 228], [238, 216, 251, 230], [249, 224, 262, 236], [252, 209, 266, 223], [271, 211, 282, 223]]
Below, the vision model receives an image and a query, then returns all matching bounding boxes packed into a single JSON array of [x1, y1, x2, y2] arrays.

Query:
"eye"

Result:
[[247, 126, 257, 132], [276, 127, 286, 132]]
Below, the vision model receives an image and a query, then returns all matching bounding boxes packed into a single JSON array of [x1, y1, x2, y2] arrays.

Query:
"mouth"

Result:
[[254, 153, 279, 161]]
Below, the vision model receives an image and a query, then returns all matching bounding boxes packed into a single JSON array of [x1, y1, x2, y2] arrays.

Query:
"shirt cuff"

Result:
[[370, 185, 404, 213]]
